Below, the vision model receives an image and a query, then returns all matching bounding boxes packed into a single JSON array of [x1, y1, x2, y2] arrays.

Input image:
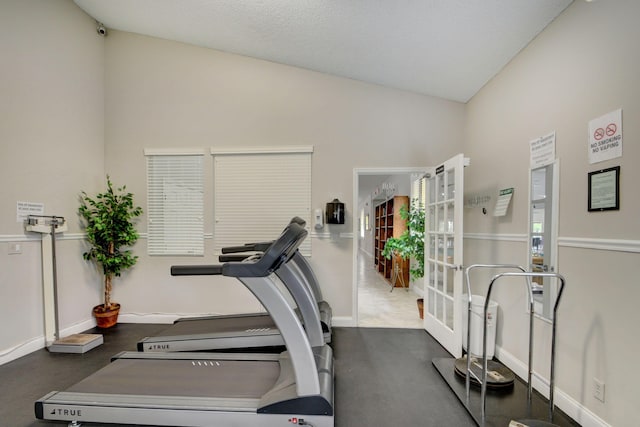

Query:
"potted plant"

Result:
[[381, 201, 425, 317], [381, 201, 425, 280], [78, 176, 143, 328]]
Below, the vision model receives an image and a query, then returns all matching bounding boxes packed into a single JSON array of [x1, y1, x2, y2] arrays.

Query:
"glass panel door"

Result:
[[424, 154, 465, 357]]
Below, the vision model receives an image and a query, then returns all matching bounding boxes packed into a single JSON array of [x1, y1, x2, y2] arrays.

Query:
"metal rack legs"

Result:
[[476, 271, 566, 425], [463, 265, 529, 406]]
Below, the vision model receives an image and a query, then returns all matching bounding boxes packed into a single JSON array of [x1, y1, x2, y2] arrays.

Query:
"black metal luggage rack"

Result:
[[433, 264, 579, 427]]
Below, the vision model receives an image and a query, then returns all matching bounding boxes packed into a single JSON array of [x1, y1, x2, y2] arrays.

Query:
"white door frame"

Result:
[[352, 167, 429, 326]]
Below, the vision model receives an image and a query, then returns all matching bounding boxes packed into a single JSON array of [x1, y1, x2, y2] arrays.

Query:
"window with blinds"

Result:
[[412, 174, 427, 209], [212, 147, 312, 256], [145, 150, 204, 255]]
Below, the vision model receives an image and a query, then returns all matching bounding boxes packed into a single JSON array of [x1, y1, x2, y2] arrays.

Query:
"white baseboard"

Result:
[[0, 318, 97, 366], [411, 284, 425, 297], [61, 318, 97, 335], [331, 316, 356, 327], [495, 346, 611, 427], [0, 336, 44, 366]]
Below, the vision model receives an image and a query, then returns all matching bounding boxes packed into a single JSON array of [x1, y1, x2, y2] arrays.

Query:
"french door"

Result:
[[424, 154, 465, 358]]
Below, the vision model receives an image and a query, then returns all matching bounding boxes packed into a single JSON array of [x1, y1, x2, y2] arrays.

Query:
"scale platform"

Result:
[[48, 334, 103, 354], [433, 357, 579, 427], [453, 355, 515, 388]]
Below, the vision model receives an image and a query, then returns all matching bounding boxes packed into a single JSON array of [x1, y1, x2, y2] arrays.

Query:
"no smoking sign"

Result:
[[588, 109, 622, 164]]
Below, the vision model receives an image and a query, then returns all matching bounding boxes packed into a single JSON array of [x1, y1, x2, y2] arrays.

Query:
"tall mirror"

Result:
[[529, 161, 559, 320]]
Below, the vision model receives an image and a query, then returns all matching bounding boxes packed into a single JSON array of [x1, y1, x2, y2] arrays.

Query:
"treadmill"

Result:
[[35, 221, 334, 427], [137, 221, 331, 353], [221, 241, 332, 340]]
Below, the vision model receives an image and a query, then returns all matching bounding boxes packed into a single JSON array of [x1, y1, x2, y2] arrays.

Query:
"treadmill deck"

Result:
[[67, 358, 280, 399]]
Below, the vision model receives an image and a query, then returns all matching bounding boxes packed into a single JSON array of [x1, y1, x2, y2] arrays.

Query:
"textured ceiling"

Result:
[[74, 0, 573, 103]]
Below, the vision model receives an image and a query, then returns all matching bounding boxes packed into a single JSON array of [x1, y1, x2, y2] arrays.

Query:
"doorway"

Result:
[[352, 167, 428, 328]]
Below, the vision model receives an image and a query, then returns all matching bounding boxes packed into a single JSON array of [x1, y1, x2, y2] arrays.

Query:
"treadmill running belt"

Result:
[[158, 315, 276, 336], [67, 358, 280, 399]]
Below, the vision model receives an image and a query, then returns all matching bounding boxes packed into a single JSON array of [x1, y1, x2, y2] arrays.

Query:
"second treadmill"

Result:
[[138, 219, 332, 353]]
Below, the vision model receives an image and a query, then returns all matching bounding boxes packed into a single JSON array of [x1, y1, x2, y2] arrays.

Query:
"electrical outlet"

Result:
[[593, 378, 605, 402], [8, 242, 22, 255]]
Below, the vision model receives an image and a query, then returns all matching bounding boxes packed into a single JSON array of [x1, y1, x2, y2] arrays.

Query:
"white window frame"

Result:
[[145, 148, 205, 256], [211, 146, 312, 256]]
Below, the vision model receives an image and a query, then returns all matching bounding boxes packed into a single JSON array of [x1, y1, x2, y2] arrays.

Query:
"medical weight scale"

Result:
[[26, 215, 102, 353]]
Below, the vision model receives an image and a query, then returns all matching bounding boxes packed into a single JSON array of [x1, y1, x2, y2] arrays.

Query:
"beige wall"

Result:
[[102, 30, 465, 321], [463, 1, 640, 425], [0, 0, 105, 361], [0, 3, 465, 363], [3, 0, 637, 424]]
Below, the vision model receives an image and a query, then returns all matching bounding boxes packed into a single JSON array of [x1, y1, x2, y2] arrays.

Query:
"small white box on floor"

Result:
[[461, 295, 498, 358], [48, 334, 103, 353]]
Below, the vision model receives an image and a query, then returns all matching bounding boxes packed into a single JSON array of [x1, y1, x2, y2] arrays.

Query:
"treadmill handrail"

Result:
[[218, 254, 252, 262], [221, 217, 306, 255], [239, 275, 320, 396], [222, 242, 271, 253], [275, 262, 324, 348], [219, 252, 324, 303], [290, 251, 323, 302], [224, 223, 307, 278], [171, 265, 223, 276], [171, 222, 307, 279]]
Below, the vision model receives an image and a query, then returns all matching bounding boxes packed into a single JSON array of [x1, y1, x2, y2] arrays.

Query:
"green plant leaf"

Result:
[[78, 175, 143, 307], [381, 200, 425, 280]]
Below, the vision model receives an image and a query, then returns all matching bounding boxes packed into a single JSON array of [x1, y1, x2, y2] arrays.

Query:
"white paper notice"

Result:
[[17, 201, 44, 222], [493, 188, 514, 217], [588, 109, 622, 164], [530, 132, 556, 169]]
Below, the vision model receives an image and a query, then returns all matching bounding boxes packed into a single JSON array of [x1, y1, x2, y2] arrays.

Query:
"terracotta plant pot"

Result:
[[93, 303, 121, 329], [417, 298, 424, 319]]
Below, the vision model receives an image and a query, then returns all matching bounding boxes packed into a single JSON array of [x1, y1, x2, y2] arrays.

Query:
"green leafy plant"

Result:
[[78, 176, 143, 312], [381, 201, 425, 280]]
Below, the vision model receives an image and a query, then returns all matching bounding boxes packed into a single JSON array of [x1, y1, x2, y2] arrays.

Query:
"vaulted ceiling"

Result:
[[74, 0, 573, 103]]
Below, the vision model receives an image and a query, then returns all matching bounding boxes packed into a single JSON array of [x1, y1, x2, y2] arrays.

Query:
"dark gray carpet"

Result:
[[333, 327, 475, 426], [0, 325, 476, 426]]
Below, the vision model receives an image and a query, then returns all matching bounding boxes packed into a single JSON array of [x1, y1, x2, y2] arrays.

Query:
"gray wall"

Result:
[[463, 1, 639, 425]]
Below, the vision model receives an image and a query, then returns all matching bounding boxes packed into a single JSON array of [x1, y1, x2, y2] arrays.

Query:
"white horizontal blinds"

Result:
[[412, 175, 427, 209], [146, 154, 204, 255], [213, 151, 311, 256]]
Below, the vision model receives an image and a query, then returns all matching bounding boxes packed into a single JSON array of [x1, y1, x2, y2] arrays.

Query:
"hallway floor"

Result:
[[357, 251, 424, 328]]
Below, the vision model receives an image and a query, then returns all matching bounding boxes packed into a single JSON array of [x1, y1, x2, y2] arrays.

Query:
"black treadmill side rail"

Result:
[[258, 395, 333, 415], [171, 265, 223, 276]]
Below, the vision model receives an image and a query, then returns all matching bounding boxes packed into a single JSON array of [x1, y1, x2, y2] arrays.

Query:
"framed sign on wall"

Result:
[[588, 166, 620, 212]]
